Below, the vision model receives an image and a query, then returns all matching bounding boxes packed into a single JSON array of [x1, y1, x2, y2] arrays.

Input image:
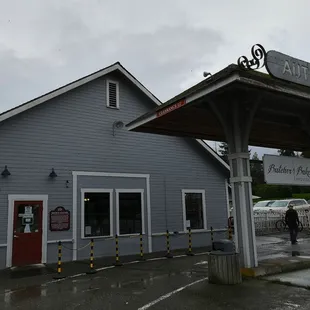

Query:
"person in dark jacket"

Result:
[[285, 204, 299, 244]]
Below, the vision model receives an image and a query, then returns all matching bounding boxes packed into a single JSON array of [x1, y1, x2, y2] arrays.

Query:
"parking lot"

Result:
[[1, 232, 310, 309]]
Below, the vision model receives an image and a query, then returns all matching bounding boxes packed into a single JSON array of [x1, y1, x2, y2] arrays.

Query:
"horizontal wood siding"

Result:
[[0, 71, 228, 266]]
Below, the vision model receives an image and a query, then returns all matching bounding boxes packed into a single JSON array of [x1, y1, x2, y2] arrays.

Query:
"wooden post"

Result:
[[208, 252, 242, 285]]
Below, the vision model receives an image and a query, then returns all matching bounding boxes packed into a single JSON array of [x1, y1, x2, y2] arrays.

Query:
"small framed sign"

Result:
[[49, 206, 70, 231], [186, 220, 191, 228]]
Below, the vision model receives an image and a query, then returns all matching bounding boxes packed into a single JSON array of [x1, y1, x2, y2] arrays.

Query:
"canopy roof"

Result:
[[127, 64, 310, 151]]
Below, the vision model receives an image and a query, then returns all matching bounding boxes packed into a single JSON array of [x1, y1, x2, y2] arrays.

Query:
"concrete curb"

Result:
[[241, 257, 310, 278]]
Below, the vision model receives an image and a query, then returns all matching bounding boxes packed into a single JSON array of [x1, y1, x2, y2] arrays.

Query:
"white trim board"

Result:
[[81, 188, 114, 239], [72, 171, 152, 261], [225, 179, 230, 218], [115, 189, 145, 236], [47, 239, 73, 244], [181, 189, 207, 232], [6, 195, 48, 268]]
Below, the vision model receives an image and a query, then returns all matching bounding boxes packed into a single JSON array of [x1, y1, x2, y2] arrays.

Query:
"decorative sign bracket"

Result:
[[237, 44, 267, 70]]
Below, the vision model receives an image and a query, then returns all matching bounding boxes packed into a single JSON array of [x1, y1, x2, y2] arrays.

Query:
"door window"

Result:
[[15, 203, 41, 233]]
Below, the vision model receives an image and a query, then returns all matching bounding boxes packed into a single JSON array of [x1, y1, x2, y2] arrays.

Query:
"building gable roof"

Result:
[[0, 61, 229, 172]]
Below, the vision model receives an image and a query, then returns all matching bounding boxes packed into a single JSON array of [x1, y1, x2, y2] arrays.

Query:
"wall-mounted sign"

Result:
[[263, 154, 310, 186], [49, 206, 70, 231], [265, 50, 310, 87]]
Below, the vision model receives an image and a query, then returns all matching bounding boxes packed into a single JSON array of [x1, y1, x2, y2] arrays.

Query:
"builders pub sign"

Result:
[[238, 44, 310, 87], [263, 154, 310, 186]]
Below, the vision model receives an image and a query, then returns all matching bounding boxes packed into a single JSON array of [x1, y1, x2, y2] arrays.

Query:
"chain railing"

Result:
[[52, 228, 225, 279]]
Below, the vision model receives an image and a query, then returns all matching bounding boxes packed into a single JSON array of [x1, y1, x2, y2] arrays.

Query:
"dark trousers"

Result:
[[289, 226, 298, 243]]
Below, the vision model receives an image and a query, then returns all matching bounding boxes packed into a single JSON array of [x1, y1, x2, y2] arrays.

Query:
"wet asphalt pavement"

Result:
[[2, 233, 310, 309]]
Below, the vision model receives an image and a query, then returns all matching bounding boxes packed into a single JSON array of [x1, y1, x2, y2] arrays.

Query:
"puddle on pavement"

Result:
[[1, 260, 204, 306], [265, 268, 310, 288], [2, 282, 79, 306]]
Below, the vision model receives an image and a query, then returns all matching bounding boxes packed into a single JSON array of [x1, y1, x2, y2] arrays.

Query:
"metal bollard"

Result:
[[114, 234, 123, 266], [86, 238, 97, 274], [186, 228, 194, 256], [53, 241, 65, 279], [139, 232, 146, 261], [165, 230, 173, 258], [211, 226, 214, 250]]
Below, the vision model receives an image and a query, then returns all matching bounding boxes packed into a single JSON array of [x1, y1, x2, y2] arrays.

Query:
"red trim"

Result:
[[156, 99, 186, 118]]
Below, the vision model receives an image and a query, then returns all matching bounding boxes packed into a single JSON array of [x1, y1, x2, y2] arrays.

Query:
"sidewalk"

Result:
[[2, 233, 310, 290], [0, 246, 212, 291]]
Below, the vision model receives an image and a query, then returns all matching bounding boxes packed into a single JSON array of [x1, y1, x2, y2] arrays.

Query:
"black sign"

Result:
[[49, 206, 70, 231]]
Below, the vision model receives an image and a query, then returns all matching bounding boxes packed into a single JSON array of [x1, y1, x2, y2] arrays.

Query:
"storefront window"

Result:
[[183, 191, 206, 230], [118, 192, 143, 235], [84, 192, 111, 237]]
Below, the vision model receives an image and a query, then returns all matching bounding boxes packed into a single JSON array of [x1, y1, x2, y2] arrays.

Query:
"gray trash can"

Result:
[[208, 240, 242, 285]]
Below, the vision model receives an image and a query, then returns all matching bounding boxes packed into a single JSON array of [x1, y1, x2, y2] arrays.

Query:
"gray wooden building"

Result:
[[0, 62, 229, 269]]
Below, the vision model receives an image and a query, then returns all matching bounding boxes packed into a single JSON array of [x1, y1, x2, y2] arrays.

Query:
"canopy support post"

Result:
[[210, 97, 260, 268]]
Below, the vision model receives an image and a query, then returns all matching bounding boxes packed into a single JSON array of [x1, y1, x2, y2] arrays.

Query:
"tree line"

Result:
[[218, 142, 310, 200]]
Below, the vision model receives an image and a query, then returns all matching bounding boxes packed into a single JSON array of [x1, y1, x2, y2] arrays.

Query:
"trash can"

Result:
[[208, 240, 242, 285]]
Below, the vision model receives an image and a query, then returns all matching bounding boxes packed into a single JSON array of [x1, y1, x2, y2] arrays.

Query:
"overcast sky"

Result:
[[1, 0, 308, 157]]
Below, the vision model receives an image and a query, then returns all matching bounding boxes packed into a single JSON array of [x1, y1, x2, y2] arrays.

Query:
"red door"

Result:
[[12, 201, 43, 266]]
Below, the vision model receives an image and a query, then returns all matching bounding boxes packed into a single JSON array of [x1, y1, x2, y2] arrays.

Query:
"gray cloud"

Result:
[[1, 0, 310, 156]]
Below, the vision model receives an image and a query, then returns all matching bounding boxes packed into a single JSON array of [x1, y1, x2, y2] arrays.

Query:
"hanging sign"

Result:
[[265, 50, 310, 87], [49, 206, 70, 231], [263, 154, 310, 186]]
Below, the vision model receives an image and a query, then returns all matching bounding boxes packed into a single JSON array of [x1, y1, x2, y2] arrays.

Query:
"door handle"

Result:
[[13, 235, 19, 238]]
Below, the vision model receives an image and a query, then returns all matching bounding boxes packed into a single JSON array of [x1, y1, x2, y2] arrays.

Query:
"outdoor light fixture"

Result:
[[203, 71, 212, 78], [112, 120, 124, 136], [1, 165, 10, 177], [49, 168, 57, 178], [66, 180, 69, 188]]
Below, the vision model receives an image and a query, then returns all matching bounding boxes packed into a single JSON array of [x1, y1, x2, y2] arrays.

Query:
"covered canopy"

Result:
[[127, 64, 310, 151]]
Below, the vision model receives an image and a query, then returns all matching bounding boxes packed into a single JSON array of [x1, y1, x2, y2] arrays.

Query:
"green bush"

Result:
[[253, 184, 292, 200], [292, 193, 310, 201]]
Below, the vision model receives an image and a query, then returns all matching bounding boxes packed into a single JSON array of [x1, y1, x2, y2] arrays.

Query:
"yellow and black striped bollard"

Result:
[[165, 230, 173, 258], [210, 226, 214, 250], [86, 238, 97, 274], [139, 232, 146, 261], [114, 234, 123, 266], [186, 228, 194, 256], [53, 241, 65, 279]]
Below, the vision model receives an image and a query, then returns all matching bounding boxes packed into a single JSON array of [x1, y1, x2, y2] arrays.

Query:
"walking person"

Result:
[[285, 204, 300, 244]]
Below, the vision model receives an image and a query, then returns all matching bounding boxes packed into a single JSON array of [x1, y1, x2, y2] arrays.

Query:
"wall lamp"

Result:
[[1, 165, 11, 177], [112, 120, 124, 136], [49, 168, 57, 178]]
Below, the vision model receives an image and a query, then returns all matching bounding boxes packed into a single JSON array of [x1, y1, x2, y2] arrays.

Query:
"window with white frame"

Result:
[[106, 80, 119, 109], [182, 190, 206, 230], [116, 190, 144, 235], [82, 190, 112, 238]]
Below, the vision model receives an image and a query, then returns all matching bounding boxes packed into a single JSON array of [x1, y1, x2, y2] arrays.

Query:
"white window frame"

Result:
[[182, 189, 207, 232], [106, 79, 120, 109], [81, 188, 113, 239], [116, 189, 145, 236]]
